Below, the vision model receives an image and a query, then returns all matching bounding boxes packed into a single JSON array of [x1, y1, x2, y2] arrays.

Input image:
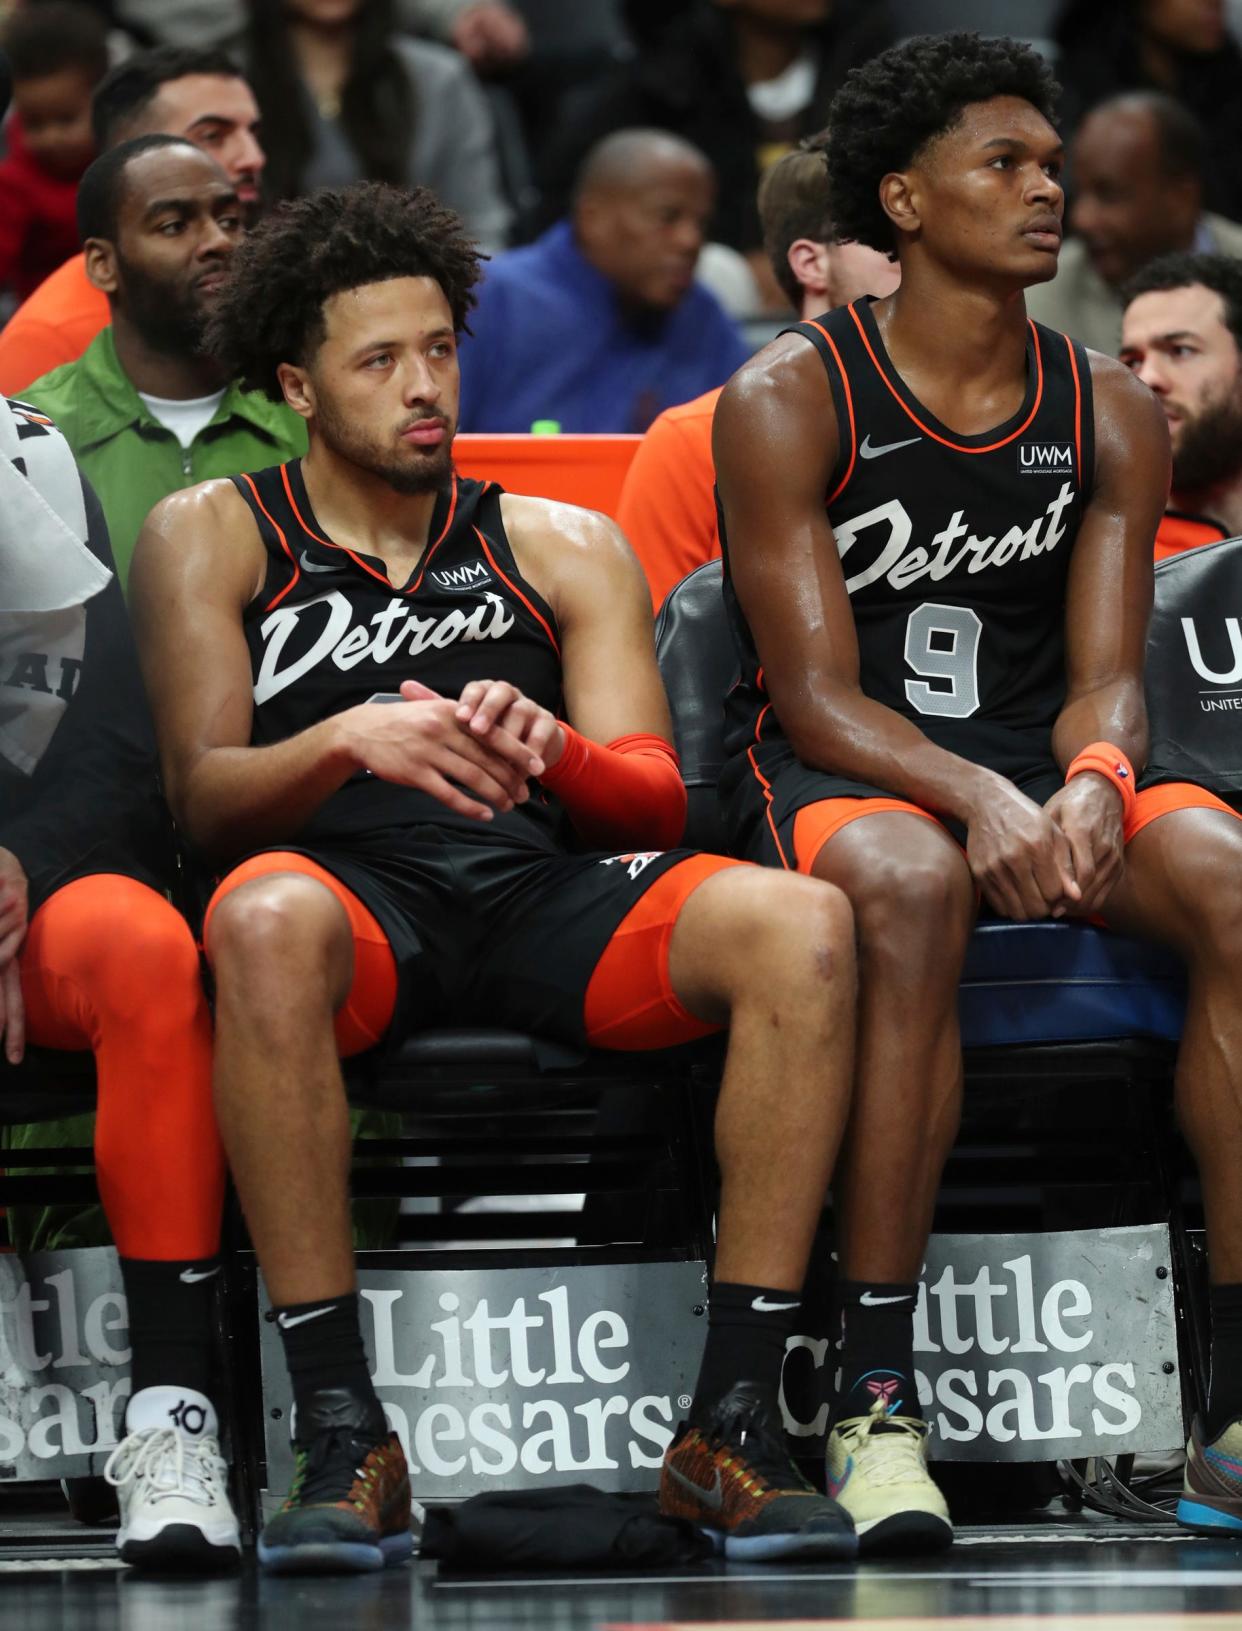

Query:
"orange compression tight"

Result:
[[18, 874, 224, 1261]]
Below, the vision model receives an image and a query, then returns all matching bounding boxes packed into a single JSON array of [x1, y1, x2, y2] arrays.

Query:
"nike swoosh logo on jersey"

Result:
[[751, 1295, 801, 1313], [277, 1306, 336, 1330], [859, 1291, 913, 1306], [859, 433, 922, 459], [179, 1266, 221, 1284], [299, 550, 338, 573], [665, 1458, 725, 1511]]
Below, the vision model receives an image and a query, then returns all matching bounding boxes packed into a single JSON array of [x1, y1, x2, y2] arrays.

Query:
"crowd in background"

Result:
[[1, 0, 1242, 467], [3, 2, 1242, 1559]]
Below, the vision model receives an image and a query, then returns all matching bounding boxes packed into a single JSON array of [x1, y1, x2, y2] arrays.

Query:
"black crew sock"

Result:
[[119, 1255, 219, 1399], [274, 1291, 378, 1429], [689, 1281, 801, 1425], [831, 1278, 919, 1427], [1206, 1283, 1242, 1439]]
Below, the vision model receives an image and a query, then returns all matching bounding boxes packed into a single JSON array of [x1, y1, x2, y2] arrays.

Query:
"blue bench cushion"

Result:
[[960, 920, 1186, 1049]]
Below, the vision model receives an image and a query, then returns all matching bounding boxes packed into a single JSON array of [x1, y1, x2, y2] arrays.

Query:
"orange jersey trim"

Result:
[[473, 525, 561, 656], [792, 796, 944, 875], [244, 472, 303, 612], [848, 303, 1045, 453], [802, 319, 858, 504], [584, 852, 743, 1050], [746, 703, 792, 869], [1064, 332, 1084, 487], [280, 464, 459, 596], [205, 853, 398, 1056], [408, 474, 460, 592], [277, 465, 460, 595], [1124, 782, 1240, 845]]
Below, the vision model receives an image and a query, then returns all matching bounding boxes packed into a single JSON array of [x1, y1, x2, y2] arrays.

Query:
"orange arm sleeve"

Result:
[[540, 727, 687, 850]]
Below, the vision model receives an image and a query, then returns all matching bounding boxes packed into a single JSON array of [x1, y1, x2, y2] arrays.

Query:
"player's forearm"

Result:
[[1051, 680, 1149, 775], [783, 688, 999, 825], [173, 715, 360, 861]]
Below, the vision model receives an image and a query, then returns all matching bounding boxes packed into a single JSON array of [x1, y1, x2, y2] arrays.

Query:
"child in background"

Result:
[[0, 3, 109, 302]]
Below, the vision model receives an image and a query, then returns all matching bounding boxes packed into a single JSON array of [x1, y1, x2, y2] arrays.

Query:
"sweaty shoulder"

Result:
[[499, 490, 648, 613], [1086, 349, 1170, 479], [714, 329, 838, 479], [134, 478, 266, 605]]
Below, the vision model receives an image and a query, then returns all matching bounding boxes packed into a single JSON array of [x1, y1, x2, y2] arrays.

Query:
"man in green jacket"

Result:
[[24, 133, 305, 588]]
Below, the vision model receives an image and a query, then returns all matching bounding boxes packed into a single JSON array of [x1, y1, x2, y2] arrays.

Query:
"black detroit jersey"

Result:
[[229, 459, 696, 1049], [720, 297, 1096, 855], [234, 459, 566, 849]]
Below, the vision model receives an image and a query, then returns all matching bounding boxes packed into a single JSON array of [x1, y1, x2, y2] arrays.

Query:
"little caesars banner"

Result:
[[258, 1227, 1183, 1500], [0, 1248, 131, 1480], [782, 1224, 1182, 1465], [259, 1260, 706, 1502], [0, 1227, 1182, 1488]]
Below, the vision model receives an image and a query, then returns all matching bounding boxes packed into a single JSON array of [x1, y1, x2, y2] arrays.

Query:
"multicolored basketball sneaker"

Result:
[[659, 1381, 857, 1561], [258, 1388, 413, 1574], [1178, 1416, 1242, 1533], [825, 1392, 953, 1555]]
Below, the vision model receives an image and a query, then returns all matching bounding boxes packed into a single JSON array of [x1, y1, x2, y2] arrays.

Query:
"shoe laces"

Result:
[[705, 1388, 812, 1494], [103, 1427, 224, 1507], [290, 1428, 380, 1508], [841, 1400, 928, 1487]]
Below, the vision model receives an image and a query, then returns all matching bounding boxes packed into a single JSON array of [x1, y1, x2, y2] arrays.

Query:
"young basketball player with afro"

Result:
[[716, 31, 1242, 1549]]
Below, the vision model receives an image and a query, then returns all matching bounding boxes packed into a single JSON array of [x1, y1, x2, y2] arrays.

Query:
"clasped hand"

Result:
[[347, 679, 564, 823], [967, 772, 1125, 921]]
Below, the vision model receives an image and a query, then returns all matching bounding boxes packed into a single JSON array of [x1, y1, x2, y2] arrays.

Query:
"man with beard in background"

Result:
[[22, 135, 305, 589], [1121, 252, 1242, 557], [0, 45, 268, 395]]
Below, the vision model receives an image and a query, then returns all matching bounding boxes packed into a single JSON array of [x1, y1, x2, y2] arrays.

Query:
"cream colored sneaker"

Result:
[[825, 1397, 953, 1554]]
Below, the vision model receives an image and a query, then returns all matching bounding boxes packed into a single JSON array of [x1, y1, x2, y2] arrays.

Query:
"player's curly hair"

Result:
[[205, 182, 484, 400], [826, 32, 1060, 258]]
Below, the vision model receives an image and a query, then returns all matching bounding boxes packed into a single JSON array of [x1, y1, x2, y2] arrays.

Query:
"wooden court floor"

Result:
[[6, 1518, 1242, 1630]]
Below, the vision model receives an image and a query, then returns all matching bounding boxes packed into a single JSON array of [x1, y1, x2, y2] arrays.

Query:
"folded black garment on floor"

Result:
[[421, 1485, 715, 1569]]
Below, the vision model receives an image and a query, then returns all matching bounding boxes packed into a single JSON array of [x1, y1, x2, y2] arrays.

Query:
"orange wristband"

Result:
[[1065, 741, 1137, 822]]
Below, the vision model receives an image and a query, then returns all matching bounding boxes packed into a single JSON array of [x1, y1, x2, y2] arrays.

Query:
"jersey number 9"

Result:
[[903, 602, 982, 719]]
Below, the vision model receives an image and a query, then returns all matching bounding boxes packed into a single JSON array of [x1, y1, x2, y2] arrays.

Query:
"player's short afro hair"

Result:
[[826, 32, 1060, 258], [205, 180, 484, 400]]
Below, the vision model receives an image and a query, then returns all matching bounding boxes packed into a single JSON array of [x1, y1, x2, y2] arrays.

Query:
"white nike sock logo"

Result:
[[859, 1291, 914, 1307], [750, 1295, 801, 1313], [277, 1305, 336, 1330]]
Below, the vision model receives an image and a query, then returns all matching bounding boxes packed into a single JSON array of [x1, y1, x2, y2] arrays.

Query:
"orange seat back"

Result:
[[453, 435, 641, 523]]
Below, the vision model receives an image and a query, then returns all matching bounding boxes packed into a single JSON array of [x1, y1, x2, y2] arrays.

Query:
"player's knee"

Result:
[[109, 905, 203, 1023], [35, 878, 201, 1019], [728, 870, 855, 995], [852, 843, 973, 954], [205, 875, 349, 995]]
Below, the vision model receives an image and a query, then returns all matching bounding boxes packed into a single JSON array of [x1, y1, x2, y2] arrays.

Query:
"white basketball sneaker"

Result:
[[104, 1386, 241, 1571], [825, 1395, 953, 1555]]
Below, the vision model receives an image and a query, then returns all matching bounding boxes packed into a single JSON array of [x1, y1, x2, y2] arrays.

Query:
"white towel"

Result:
[[0, 398, 112, 776]]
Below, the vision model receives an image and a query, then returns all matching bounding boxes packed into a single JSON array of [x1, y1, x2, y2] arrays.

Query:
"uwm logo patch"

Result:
[[1019, 442, 1074, 475], [431, 559, 493, 593]]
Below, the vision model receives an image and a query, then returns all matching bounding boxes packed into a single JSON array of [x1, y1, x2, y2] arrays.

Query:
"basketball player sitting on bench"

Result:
[[129, 181, 862, 1575], [716, 28, 1242, 1552]]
